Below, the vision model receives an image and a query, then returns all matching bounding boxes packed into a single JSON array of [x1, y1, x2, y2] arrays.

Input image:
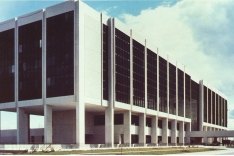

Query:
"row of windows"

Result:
[[159, 57, 167, 113], [204, 86, 227, 127], [178, 69, 184, 117], [115, 28, 130, 104], [133, 40, 145, 107], [185, 74, 191, 118], [103, 24, 108, 100], [147, 49, 157, 110], [46, 11, 74, 98], [18, 20, 42, 100], [169, 63, 176, 115], [0, 29, 15, 103], [191, 80, 199, 131], [102, 25, 227, 126], [0, 11, 75, 102]]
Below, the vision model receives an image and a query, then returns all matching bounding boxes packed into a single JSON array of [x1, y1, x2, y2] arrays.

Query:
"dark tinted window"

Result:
[[131, 135, 139, 144], [203, 86, 207, 122], [147, 49, 157, 110], [169, 63, 176, 115], [178, 69, 184, 116], [216, 94, 219, 126], [94, 115, 105, 126], [114, 114, 123, 125], [225, 100, 227, 127], [146, 117, 152, 127], [212, 91, 215, 124], [191, 80, 199, 131], [146, 135, 151, 144], [168, 121, 171, 129], [158, 119, 162, 128], [115, 29, 130, 104], [18, 21, 42, 100], [46, 11, 74, 97], [185, 74, 191, 118], [0, 29, 15, 103], [131, 115, 139, 126], [219, 96, 221, 126], [133, 40, 145, 107], [103, 24, 108, 100], [220, 97, 224, 126], [159, 56, 167, 113], [208, 89, 211, 123]]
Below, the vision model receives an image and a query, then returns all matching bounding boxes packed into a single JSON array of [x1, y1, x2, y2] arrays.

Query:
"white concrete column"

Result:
[[199, 80, 204, 131], [162, 118, 168, 146], [202, 126, 207, 143], [176, 62, 178, 116], [204, 137, 208, 144], [167, 56, 169, 114], [171, 120, 177, 145], [17, 108, 29, 144], [179, 121, 184, 145], [151, 116, 158, 145], [105, 18, 115, 147], [124, 111, 131, 146], [76, 103, 85, 148], [76, 101, 85, 147], [105, 106, 114, 147], [183, 66, 186, 117], [44, 105, 52, 143], [185, 122, 191, 144], [75, 3, 85, 147], [139, 114, 146, 146]]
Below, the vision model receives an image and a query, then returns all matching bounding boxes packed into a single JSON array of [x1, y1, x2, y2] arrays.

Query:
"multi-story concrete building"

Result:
[[0, 0, 228, 147]]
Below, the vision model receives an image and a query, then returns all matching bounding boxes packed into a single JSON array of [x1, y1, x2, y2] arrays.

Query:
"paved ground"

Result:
[[173, 147, 234, 155]]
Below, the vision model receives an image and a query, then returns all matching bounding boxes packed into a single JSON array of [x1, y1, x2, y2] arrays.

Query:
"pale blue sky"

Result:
[[0, 0, 234, 130]]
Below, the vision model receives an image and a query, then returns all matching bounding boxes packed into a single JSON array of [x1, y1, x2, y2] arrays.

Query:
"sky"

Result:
[[0, 0, 233, 130]]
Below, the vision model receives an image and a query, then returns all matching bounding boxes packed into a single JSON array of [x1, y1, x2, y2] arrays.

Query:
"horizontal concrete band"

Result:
[[187, 131, 234, 137]]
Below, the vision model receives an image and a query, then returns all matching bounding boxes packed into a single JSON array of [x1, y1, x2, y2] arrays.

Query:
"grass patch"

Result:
[[27, 147, 220, 155]]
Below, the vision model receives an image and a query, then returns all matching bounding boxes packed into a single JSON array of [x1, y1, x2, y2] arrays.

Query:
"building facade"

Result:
[[0, 0, 228, 147]]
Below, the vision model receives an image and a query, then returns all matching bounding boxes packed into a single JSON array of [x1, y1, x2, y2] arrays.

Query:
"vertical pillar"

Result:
[[76, 101, 85, 147], [171, 120, 177, 145], [199, 80, 204, 131], [105, 18, 115, 148], [162, 118, 168, 146], [183, 66, 186, 118], [44, 105, 52, 143], [179, 121, 184, 145], [124, 111, 131, 146], [75, 3, 85, 147], [176, 62, 178, 116], [167, 56, 169, 114], [139, 114, 146, 146], [17, 108, 29, 144], [185, 122, 191, 144], [202, 126, 207, 143], [151, 116, 158, 145], [105, 107, 114, 147], [204, 137, 208, 145]]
